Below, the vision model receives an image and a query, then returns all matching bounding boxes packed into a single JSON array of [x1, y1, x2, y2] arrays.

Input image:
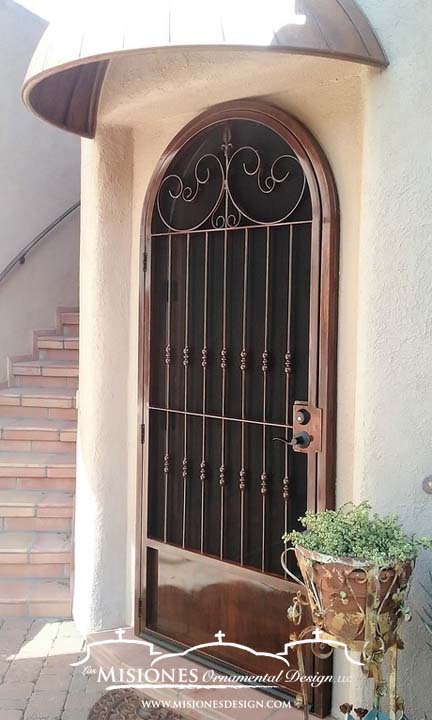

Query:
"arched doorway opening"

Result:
[[137, 101, 339, 714]]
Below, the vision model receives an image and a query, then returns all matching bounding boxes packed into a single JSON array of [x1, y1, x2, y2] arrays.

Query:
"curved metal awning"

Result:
[[22, 0, 387, 138]]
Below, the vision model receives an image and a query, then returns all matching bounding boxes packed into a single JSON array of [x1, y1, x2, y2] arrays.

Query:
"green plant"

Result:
[[283, 502, 432, 566]]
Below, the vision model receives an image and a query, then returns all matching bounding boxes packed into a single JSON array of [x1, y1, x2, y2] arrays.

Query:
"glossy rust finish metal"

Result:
[[146, 539, 314, 699], [22, 1, 387, 137], [283, 546, 414, 718], [147, 115, 314, 575], [136, 101, 339, 716], [292, 402, 322, 454]]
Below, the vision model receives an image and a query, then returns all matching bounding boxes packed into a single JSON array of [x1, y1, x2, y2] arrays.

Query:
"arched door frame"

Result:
[[135, 100, 339, 716]]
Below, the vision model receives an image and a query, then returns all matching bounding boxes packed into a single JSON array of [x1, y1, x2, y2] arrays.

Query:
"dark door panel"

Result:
[[146, 542, 313, 701], [139, 103, 339, 717]]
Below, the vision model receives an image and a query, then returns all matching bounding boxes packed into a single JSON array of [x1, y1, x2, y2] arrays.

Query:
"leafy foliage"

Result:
[[283, 502, 432, 566]]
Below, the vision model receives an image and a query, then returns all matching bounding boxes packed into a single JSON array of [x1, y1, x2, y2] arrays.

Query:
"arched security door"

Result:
[[138, 102, 339, 715]]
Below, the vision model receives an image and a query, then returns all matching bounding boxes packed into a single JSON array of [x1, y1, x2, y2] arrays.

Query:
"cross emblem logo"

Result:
[[115, 628, 126, 641], [214, 630, 226, 644]]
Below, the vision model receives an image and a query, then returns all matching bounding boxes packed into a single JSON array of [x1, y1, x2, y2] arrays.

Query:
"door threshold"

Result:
[[82, 626, 313, 720]]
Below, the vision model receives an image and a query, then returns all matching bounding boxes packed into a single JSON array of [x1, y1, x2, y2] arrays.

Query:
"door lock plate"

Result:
[[293, 402, 322, 453]]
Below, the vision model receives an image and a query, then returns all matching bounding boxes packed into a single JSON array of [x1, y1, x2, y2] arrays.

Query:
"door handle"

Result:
[[273, 433, 311, 449]]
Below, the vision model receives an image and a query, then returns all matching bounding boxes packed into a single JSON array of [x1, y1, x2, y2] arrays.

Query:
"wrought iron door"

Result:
[[139, 104, 338, 715]]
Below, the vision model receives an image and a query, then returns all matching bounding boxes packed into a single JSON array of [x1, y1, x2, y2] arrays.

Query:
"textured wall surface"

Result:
[[0, 0, 80, 268], [0, 210, 80, 382], [74, 128, 132, 633], [349, 0, 432, 713], [76, 3, 432, 714], [77, 46, 364, 658], [0, 0, 80, 380]]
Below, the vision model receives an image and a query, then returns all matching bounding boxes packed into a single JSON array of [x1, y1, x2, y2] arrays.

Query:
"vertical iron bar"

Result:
[[239, 229, 248, 565], [307, 214, 321, 513], [283, 226, 294, 574], [182, 234, 190, 548], [219, 227, 228, 559], [261, 227, 270, 571], [200, 232, 209, 553], [163, 234, 172, 543], [282, 225, 293, 577]]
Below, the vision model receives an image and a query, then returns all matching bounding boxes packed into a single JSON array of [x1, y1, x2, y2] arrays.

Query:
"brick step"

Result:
[[37, 335, 79, 361], [0, 386, 77, 420], [0, 561, 70, 579], [0, 452, 75, 492], [12, 360, 78, 389], [59, 310, 79, 338], [0, 531, 72, 585], [0, 307, 78, 618], [0, 578, 71, 617], [0, 489, 73, 517], [0, 531, 71, 563], [0, 489, 73, 533], [0, 417, 76, 453]]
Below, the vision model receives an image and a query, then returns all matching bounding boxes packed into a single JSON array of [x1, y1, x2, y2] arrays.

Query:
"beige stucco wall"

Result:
[[0, 210, 80, 383], [351, 0, 432, 711], [75, 3, 432, 713], [0, 0, 80, 381], [76, 46, 364, 696], [74, 127, 133, 632]]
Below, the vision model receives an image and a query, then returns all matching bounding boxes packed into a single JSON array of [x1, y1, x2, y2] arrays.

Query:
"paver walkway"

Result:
[[0, 618, 109, 720]]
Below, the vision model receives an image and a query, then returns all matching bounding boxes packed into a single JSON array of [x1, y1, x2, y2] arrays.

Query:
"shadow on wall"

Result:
[[0, 0, 81, 383], [0, 0, 80, 269], [0, 211, 80, 384]]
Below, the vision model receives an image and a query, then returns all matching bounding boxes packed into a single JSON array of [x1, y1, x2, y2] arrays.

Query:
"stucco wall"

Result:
[[76, 45, 364, 690], [351, 0, 432, 712], [76, 3, 432, 713], [0, 0, 80, 380], [0, 210, 80, 380], [74, 128, 132, 633]]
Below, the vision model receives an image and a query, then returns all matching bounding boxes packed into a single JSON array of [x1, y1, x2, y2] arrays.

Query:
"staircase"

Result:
[[0, 308, 78, 617]]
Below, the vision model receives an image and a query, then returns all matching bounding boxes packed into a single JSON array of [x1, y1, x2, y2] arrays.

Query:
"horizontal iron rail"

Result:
[[150, 218, 313, 237], [0, 201, 80, 284], [149, 405, 294, 430]]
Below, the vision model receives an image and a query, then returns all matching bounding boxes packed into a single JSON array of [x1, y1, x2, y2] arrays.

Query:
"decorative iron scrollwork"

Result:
[[156, 121, 307, 232], [157, 153, 225, 233], [226, 146, 306, 226]]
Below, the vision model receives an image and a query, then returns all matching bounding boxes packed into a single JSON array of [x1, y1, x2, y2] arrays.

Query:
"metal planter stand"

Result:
[[282, 547, 414, 719]]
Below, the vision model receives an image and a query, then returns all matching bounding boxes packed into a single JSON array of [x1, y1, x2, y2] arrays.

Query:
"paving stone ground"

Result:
[[0, 618, 110, 720]]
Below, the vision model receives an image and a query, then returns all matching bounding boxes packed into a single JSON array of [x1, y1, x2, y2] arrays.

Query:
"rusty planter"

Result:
[[294, 546, 413, 648]]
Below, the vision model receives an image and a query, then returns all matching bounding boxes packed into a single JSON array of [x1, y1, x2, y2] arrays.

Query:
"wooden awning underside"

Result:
[[22, 0, 387, 138]]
